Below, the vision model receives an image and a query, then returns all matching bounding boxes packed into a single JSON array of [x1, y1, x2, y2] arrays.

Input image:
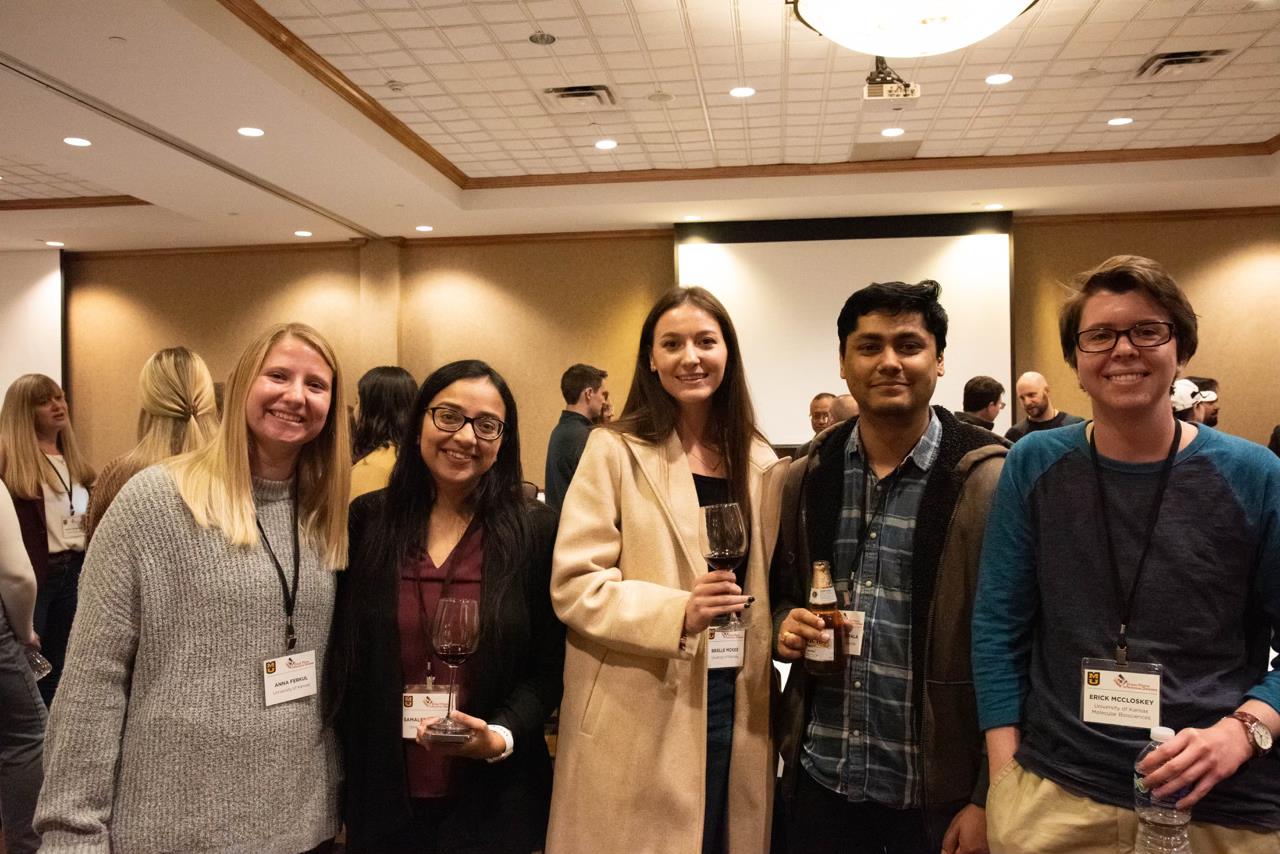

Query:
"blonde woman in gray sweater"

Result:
[[36, 322, 350, 854]]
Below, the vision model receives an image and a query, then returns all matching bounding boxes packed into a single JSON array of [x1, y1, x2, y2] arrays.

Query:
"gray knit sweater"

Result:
[[35, 466, 340, 853]]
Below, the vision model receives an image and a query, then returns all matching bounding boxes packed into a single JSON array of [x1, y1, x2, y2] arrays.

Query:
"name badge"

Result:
[[402, 685, 450, 739], [840, 610, 866, 657], [262, 649, 317, 707], [707, 626, 745, 669], [61, 514, 86, 548], [1080, 657, 1162, 730]]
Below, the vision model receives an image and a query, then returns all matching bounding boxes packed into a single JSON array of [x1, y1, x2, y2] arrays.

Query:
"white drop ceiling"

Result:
[[0, 0, 1278, 251]]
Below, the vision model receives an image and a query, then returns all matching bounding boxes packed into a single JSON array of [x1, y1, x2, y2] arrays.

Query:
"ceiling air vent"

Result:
[[540, 84, 618, 113], [1135, 49, 1231, 81]]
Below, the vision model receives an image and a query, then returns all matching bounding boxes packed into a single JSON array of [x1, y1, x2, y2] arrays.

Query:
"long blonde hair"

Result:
[[121, 347, 219, 472], [168, 324, 350, 568], [0, 374, 96, 499]]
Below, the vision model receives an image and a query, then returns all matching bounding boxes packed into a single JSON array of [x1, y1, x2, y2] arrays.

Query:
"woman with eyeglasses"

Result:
[[36, 323, 348, 853], [328, 359, 563, 853], [0, 374, 95, 706], [546, 287, 790, 854]]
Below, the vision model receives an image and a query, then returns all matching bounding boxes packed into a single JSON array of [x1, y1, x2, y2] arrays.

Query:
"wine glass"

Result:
[[425, 597, 480, 743], [699, 502, 749, 629]]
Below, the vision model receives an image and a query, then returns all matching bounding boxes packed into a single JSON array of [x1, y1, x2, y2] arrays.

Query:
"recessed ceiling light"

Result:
[[63, 137, 91, 147], [684, 215, 702, 221], [1108, 117, 1134, 126], [881, 127, 905, 137], [595, 138, 618, 150], [984, 203, 1005, 210], [729, 86, 756, 98], [45, 241, 65, 247], [529, 30, 556, 46], [986, 73, 1014, 85], [647, 90, 675, 103], [237, 127, 265, 137], [294, 230, 313, 237], [415, 225, 434, 232]]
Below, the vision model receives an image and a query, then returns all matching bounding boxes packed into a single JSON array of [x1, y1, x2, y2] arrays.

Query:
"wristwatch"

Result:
[[1231, 711, 1274, 758]]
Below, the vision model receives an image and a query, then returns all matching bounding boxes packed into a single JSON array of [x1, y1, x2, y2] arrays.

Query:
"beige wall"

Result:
[[1011, 210, 1280, 446], [65, 233, 675, 482]]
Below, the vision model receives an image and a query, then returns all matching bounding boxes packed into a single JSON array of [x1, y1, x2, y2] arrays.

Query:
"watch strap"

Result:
[[1231, 711, 1271, 758]]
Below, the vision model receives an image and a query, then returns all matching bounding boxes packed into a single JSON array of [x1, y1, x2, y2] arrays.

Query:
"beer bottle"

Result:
[[804, 560, 845, 676]]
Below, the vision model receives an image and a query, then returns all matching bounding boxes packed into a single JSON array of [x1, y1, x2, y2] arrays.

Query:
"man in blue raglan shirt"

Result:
[[972, 255, 1280, 853]]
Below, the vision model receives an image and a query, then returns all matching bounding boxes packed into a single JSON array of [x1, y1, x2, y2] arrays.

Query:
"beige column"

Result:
[[354, 238, 403, 378]]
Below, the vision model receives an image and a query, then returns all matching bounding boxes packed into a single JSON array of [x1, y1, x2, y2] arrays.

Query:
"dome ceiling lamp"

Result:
[[790, 0, 1041, 58]]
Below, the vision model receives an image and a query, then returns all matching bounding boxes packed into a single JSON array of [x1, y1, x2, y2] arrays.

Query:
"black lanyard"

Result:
[[1088, 420, 1180, 666], [412, 518, 473, 681], [837, 452, 893, 606], [255, 490, 300, 652], [42, 455, 75, 515]]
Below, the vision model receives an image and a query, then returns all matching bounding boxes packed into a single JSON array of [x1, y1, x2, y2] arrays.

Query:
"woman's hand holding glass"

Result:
[[683, 571, 750, 636], [415, 710, 506, 760]]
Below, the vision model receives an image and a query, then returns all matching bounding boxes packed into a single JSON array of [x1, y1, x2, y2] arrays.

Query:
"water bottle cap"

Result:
[[1150, 726, 1175, 742]]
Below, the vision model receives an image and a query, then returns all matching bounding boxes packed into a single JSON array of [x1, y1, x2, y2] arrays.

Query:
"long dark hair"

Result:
[[364, 360, 529, 636], [614, 286, 762, 525], [352, 366, 417, 461]]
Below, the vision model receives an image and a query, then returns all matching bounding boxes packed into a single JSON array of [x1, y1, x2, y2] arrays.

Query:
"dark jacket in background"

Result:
[[6, 488, 49, 584], [327, 491, 565, 853], [954, 411, 996, 431], [543, 411, 593, 511], [1269, 425, 1280, 457], [771, 406, 1008, 811]]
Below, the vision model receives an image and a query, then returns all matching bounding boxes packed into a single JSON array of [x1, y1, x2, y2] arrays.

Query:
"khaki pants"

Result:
[[986, 759, 1280, 854]]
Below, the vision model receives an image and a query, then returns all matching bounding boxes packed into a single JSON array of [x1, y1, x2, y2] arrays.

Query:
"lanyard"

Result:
[[412, 517, 473, 681], [42, 455, 75, 515], [836, 454, 893, 605], [1088, 420, 1180, 666], [255, 489, 300, 652]]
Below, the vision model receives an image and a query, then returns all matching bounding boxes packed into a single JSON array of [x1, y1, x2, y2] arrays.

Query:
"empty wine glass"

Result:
[[425, 597, 480, 743], [699, 502, 749, 628]]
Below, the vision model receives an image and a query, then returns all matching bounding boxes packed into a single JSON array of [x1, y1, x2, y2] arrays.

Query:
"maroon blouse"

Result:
[[398, 520, 484, 798]]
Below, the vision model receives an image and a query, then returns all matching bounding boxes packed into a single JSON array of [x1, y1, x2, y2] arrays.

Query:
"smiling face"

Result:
[[1074, 289, 1181, 422], [245, 336, 334, 462], [840, 310, 944, 421], [649, 303, 728, 413], [419, 377, 505, 497], [33, 386, 69, 439]]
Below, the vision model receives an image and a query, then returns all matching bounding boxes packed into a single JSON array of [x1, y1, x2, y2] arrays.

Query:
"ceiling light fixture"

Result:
[[1107, 116, 1134, 126], [529, 30, 556, 46], [415, 225, 434, 232], [985, 203, 1005, 210], [684, 215, 702, 221], [881, 127, 905, 137], [63, 137, 92, 147], [986, 72, 1014, 85], [294, 230, 313, 237], [792, 0, 1040, 58], [595, 138, 618, 150], [729, 86, 756, 98], [45, 241, 65, 247], [237, 127, 265, 137]]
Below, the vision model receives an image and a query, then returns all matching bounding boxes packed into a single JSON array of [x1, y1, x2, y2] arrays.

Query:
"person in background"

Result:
[[831, 393, 859, 423], [548, 286, 789, 854], [955, 376, 1006, 431], [0, 374, 94, 706], [329, 360, 563, 853], [772, 281, 1006, 854], [809, 392, 836, 436], [351, 366, 417, 501], [974, 256, 1280, 853], [0, 486, 44, 854], [1186, 375, 1221, 427], [543, 363, 608, 511], [86, 346, 219, 540], [1171, 377, 1200, 422], [595, 395, 615, 425], [36, 322, 349, 853], [1004, 371, 1084, 443], [1269, 425, 1279, 457]]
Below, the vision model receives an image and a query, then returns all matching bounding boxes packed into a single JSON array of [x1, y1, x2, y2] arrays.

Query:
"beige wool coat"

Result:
[[546, 428, 789, 854]]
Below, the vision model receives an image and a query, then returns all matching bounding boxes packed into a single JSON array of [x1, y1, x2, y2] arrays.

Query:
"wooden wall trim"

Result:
[[1015, 205, 1280, 226], [66, 239, 363, 260], [0, 195, 149, 211], [404, 228, 674, 247], [214, 0, 468, 189], [465, 136, 1280, 189]]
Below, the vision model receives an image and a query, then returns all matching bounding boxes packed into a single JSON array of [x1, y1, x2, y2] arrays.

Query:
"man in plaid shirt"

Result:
[[772, 280, 1007, 854]]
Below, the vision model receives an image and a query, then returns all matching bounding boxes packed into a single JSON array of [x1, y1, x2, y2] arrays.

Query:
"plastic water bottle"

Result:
[[1134, 726, 1192, 854]]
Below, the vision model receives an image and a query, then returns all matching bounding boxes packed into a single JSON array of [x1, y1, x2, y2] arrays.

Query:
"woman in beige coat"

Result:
[[548, 286, 789, 854]]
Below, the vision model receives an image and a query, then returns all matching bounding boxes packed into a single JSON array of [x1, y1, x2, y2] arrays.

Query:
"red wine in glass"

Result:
[[425, 597, 480, 743], [700, 503, 749, 628]]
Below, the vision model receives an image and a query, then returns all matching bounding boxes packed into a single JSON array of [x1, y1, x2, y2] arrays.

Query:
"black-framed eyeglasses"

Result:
[[427, 406, 505, 441], [1074, 321, 1175, 354]]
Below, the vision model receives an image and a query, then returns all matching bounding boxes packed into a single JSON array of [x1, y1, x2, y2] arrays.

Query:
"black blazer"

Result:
[[327, 491, 564, 853]]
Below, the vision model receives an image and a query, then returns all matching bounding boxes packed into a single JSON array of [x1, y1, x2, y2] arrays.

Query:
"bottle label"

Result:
[[804, 633, 834, 662], [809, 586, 837, 606]]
